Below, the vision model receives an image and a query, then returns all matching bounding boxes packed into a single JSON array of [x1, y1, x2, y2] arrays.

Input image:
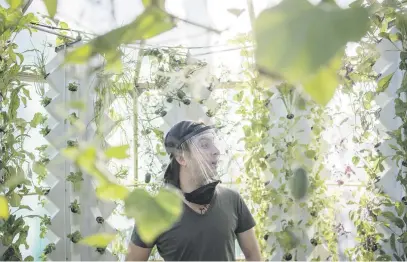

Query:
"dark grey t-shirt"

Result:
[[130, 185, 256, 261]]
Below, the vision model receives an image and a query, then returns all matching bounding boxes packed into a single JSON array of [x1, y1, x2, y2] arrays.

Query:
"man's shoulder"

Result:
[[217, 184, 242, 201]]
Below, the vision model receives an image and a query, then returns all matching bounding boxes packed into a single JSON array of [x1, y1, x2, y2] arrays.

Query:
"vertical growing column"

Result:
[[44, 43, 118, 261], [43, 49, 72, 261]]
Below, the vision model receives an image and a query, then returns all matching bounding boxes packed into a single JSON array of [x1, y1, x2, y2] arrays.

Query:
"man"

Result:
[[126, 120, 262, 261]]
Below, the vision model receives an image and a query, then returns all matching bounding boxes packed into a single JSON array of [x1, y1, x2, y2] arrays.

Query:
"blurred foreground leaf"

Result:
[[96, 183, 130, 201], [65, 7, 174, 64], [254, 0, 369, 105], [42, 0, 57, 18], [302, 53, 343, 105], [0, 196, 9, 219], [124, 187, 183, 244], [104, 145, 129, 159], [62, 146, 109, 183], [79, 233, 116, 248], [7, 0, 23, 9]]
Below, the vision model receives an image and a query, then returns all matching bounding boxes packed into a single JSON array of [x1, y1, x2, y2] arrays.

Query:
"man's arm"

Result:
[[125, 242, 152, 261], [126, 225, 155, 261], [235, 191, 262, 261], [237, 228, 262, 261]]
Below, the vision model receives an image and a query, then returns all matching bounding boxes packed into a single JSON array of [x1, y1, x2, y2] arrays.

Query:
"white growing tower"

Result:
[[42, 43, 118, 261]]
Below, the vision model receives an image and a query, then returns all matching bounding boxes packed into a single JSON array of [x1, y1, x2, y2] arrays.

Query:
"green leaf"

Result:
[[21, 96, 27, 107], [376, 255, 392, 261], [0, 196, 9, 219], [9, 87, 21, 120], [24, 256, 34, 261], [254, 0, 369, 103], [396, 13, 407, 39], [305, 150, 316, 159], [363, 91, 375, 109], [64, 45, 92, 64], [9, 193, 21, 207], [142, 0, 165, 8], [78, 233, 116, 248], [42, 0, 58, 18], [382, 211, 405, 229], [377, 72, 395, 93], [65, 7, 174, 64], [30, 113, 46, 128], [396, 201, 404, 216], [96, 183, 130, 201], [7, 0, 23, 9], [22, 87, 31, 99], [32, 162, 47, 177], [124, 187, 183, 244], [389, 33, 402, 42], [289, 167, 309, 200], [276, 229, 298, 250], [302, 52, 343, 106], [4, 169, 25, 189], [390, 233, 396, 252], [104, 145, 129, 159], [352, 156, 360, 166], [62, 146, 109, 183], [398, 232, 407, 243]]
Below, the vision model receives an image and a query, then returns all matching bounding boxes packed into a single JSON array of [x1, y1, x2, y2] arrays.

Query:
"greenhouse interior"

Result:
[[1, 0, 407, 261]]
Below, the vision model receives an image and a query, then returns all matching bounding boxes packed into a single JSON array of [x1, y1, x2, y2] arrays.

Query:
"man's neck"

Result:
[[179, 169, 201, 193]]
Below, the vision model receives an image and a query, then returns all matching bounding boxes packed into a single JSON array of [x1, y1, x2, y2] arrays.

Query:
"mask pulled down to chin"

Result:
[[183, 180, 221, 205]]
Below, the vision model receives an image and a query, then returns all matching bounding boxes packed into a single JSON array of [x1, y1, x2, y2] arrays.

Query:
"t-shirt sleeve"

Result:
[[130, 225, 156, 248], [235, 193, 256, 234]]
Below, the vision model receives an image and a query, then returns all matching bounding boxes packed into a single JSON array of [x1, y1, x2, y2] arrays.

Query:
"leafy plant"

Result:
[[0, 3, 45, 261], [69, 199, 81, 214], [254, 0, 370, 106], [68, 230, 82, 243]]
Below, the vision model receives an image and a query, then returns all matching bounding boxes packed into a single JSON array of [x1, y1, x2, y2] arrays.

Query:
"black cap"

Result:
[[163, 120, 214, 187]]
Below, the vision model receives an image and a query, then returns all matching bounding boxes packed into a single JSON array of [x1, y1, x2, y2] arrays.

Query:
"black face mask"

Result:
[[184, 181, 220, 205]]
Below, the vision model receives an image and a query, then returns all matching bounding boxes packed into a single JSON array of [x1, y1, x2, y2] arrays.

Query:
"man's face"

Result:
[[184, 131, 220, 183]]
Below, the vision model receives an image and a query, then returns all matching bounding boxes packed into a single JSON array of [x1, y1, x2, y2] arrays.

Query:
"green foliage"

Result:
[[6, 0, 23, 9], [0, 4, 42, 261], [65, 6, 175, 69], [69, 199, 81, 214], [231, 31, 339, 260], [78, 233, 117, 248], [0, 196, 9, 219], [377, 72, 395, 93], [302, 53, 343, 106], [124, 187, 183, 244], [67, 231, 82, 243], [95, 183, 130, 201], [39, 215, 51, 238], [2, 0, 407, 260], [142, 0, 165, 9], [104, 145, 130, 159], [289, 167, 309, 200], [254, 0, 370, 106], [42, 0, 58, 18], [67, 171, 83, 191]]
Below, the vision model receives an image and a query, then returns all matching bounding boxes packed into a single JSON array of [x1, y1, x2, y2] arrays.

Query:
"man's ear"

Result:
[[175, 155, 187, 166]]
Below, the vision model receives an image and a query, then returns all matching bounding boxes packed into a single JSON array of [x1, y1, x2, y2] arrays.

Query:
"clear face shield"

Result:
[[178, 129, 222, 188]]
